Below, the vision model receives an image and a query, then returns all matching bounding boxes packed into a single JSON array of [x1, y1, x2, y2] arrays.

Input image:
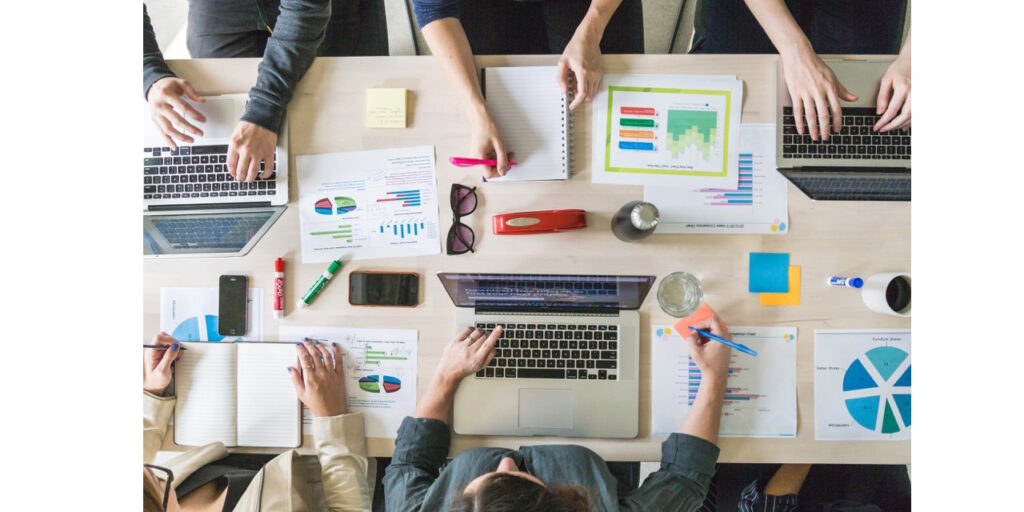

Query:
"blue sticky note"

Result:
[[749, 253, 790, 293]]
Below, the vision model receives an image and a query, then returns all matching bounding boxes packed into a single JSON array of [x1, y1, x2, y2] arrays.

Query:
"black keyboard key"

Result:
[[144, 185, 156, 194], [191, 144, 229, 155], [496, 368, 504, 378], [485, 368, 494, 377], [609, 374, 617, 381], [583, 331, 593, 340], [476, 369, 485, 377], [144, 167, 158, 175], [599, 370, 607, 380], [600, 351, 617, 360], [506, 368, 516, 378], [609, 342, 617, 350], [539, 340, 548, 349], [596, 360, 617, 369], [605, 332, 617, 341], [518, 369, 565, 379]]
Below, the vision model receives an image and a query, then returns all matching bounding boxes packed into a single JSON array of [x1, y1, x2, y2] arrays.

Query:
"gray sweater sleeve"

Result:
[[143, 4, 176, 99], [240, 0, 331, 135], [620, 433, 720, 511]]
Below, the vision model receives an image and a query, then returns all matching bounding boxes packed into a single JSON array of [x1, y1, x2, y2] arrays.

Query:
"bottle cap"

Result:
[[630, 202, 660, 231], [275, 257, 284, 272]]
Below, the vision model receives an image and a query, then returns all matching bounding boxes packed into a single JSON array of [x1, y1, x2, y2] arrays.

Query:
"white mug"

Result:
[[861, 272, 911, 317]]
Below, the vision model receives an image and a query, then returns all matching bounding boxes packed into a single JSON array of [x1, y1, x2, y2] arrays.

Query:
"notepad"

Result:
[[760, 266, 801, 306], [174, 341, 301, 448], [365, 88, 407, 128], [749, 252, 790, 293], [481, 66, 572, 182]]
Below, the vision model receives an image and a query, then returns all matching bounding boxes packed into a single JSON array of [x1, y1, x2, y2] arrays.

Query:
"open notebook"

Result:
[[481, 66, 573, 182], [174, 341, 301, 448]]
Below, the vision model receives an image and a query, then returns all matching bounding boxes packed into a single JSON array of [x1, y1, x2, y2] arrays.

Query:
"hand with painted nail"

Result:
[[468, 112, 513, 179], [143, 332, 181, 395], [288, 339, 348, 417], [436, 326, 504, 383]]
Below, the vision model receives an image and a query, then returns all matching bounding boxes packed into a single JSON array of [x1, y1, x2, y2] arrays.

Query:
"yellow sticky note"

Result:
[[760, 266, 801, 306], [365, 88, 407, 128]]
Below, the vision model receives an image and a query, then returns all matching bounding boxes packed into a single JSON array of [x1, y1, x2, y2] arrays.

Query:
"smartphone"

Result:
[[349, 271, 419, 307], [218, 275, 248, 336]]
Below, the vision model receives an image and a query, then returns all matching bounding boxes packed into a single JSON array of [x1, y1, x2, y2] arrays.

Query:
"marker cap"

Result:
[[296, 299, 308, 309], [275, 258, 284, 272], [849, 277, 863, 288], [326, 260, 341, 275]]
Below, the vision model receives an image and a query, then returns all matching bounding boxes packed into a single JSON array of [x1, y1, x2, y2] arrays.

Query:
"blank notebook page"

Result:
[[175, 342, 237, 446], [484, 66, 569, 182], [236, 343, 301, 448]]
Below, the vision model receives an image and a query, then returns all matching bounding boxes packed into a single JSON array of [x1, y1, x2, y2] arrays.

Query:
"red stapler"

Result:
[[492, 209, 587, 235]]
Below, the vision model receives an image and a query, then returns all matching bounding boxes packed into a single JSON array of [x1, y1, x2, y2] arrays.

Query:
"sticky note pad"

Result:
[[749, 252, 790, 293], [672, 302, 729, 339], [365, 88, 407, 128], [760, 266, 801, 306]]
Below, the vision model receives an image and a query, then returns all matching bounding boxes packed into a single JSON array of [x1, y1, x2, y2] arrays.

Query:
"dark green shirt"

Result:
[[383, 417, 720, 512]]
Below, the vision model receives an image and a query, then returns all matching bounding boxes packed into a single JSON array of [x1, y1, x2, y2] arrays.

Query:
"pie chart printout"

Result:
[[842, 346, 911, 434], [358, 375, 402, 394]]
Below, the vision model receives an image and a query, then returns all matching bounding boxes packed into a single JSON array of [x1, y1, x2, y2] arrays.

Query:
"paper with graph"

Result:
[[592, 74, 742, 188], [279, 326, 417, 438], [650, 325, 797, 437], [296, 146, 441, 263]]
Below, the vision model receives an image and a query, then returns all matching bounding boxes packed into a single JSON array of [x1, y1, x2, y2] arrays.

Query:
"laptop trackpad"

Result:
[[518, 389, 574, 430]]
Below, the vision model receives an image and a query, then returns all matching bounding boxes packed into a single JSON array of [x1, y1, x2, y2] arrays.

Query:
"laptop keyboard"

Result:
[[786, 175, 911, 201], [475, 322, 620, 381], [782, 107, 911, 160], [153, 214, 270, 250], [143, 145, 277, 200]]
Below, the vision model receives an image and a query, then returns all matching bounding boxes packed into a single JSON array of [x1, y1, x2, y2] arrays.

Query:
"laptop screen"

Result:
[[437, 273, 656, 311], [143, 209, 279, 256]]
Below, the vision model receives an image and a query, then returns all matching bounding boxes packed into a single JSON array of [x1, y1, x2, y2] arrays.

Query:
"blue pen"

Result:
[[688, 327, 758, 356]]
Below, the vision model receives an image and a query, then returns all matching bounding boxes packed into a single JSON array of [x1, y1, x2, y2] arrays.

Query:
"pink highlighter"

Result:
[[449, 157, 519, 167]]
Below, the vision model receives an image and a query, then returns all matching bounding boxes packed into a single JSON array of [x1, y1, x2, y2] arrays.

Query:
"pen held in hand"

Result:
[[449, 156, 519, 167], [143, 344, 188, 351], [688, 327, 758, 356]]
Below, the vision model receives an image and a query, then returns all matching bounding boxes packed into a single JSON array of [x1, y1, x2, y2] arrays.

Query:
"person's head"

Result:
[[143, 465, 180, 512], [450, 456, 591, 512]]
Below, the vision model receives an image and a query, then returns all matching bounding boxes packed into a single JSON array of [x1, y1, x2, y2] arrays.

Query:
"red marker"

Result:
[[274, 257, 285, 318]]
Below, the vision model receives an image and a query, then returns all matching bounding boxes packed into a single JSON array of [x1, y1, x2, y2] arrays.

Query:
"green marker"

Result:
[[297, 258, 342, 309]]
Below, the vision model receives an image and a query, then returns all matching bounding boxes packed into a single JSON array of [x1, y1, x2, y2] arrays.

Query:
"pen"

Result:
[[143, 344, 188, 350], [449, 156, 519, 167], [297, 258, 342, 309], [688, 327, 758, 356], [274, 257, 285, 318]]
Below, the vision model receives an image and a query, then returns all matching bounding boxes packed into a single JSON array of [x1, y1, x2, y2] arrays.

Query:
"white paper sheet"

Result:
[[645, 124, 789, 234], [651, 325, 797, 437], [279, 326, 417, 439], [174, 342, 238, 446], [814, 329, 911, 441], [592, 74, 742, 188], [296, 146, 441, 264], [160, 287, 263, 341], [236, 342, 302, 448]]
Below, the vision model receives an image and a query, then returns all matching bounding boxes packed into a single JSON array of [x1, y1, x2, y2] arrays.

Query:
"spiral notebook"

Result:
[[481, 66, 573, 182]]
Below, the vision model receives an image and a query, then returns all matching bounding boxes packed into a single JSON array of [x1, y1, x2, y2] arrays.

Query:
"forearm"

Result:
[[142, 4, 175, 99], [679, 373, 726, 444], [314, 413, 372, 511], [764, 463, 812, 496], [413, 372, 460, 422], [243, 0, 330, 134], [573, 0, 626, 43], [421, 19, 490, 127], [743, 0, 813, 57]]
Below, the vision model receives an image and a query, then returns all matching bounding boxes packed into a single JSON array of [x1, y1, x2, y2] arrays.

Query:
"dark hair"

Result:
[[143, 466, 165, 512], [450, 473, 591, 512]]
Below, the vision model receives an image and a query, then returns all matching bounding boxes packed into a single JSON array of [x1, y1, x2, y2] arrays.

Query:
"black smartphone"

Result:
[[218, 275, 248, 336], [349, 271, 419, 307]]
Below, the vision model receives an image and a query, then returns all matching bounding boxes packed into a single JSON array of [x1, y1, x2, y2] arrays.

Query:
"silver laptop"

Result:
[[142, 94, 288, 257], [777, 58, 911, 201], [439, 273, 655, 438]]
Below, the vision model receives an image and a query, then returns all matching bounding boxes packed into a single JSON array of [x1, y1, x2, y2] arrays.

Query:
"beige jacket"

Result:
[[144, 392, 372, 511]]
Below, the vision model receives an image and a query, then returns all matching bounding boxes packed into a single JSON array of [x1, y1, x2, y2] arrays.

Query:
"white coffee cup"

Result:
[[861, 272, 911, 317]]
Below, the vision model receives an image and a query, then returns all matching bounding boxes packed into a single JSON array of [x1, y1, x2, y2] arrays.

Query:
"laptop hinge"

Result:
[[147, 201, 272, 211], [782, 166, 910, 174], [474, 305, 619, 316]]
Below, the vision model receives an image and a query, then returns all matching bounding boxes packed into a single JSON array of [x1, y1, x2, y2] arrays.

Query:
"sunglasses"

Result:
[[447, 184, 478, 255], [145, 463, 175, 510]]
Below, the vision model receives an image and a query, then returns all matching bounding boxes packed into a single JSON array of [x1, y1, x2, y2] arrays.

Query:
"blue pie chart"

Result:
[[171, 315, 239, 342], [842, 346, 911, 434]]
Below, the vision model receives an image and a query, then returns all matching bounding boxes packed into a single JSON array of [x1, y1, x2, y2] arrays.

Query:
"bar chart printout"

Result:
[[296, 146, 441, 263], [592, 74, 742, 188], [651, 325, 797, 437]]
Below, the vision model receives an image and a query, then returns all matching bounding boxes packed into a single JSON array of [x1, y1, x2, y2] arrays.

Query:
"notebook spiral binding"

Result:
[[562, 74, 576, 178]]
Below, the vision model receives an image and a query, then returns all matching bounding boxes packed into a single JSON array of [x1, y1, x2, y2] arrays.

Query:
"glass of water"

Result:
[[657, 272, 704, 317]]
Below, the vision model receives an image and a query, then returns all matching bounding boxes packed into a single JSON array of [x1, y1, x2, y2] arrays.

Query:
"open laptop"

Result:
[[438, 273, 655, 438], [777, 58, 911, 201], [143, 94, 288, 258]]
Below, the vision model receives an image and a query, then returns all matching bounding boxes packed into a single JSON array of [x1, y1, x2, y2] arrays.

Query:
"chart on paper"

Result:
[[651, 325, 797, 437], [160, 287, 263, 342], [297, 146, 441, 263], [815, 330, 911, 440]]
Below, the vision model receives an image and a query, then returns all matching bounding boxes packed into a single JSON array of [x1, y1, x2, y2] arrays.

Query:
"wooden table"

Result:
[[147, 54, 910, 463]]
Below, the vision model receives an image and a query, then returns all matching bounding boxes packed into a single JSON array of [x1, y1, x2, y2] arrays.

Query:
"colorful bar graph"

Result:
[[620, 118, 656, 128], [666, 110, 718, 159], [377, 190, 422, 208], [619, 129, 655, 139], [619, 141, 655, 151], [621, 106, 656, 116]]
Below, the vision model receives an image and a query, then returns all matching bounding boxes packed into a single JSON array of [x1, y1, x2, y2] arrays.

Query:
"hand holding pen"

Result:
[[683, 316, 735, 382], [143, 332, 182, 396]]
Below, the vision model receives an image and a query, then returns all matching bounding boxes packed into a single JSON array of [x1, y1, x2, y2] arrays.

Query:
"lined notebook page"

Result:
[[174, 342, 237, 446], [236, 343, 301, 448], [484, 66, 569, 182]]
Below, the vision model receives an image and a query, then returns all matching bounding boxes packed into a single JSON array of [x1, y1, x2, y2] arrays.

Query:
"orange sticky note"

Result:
[[672, 302, 728, 339], [760, 266, 801, 306]]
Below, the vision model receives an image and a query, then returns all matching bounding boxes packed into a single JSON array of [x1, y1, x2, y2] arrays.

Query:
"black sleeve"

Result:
[[381, 417, 451, 512], [142, 3, 176, 100]]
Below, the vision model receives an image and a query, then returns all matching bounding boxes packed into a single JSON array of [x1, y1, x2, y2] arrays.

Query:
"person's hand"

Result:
[[147, 77, 207, 150], [143, 332, 181, 396], [288, 339, 348, 418], [781, 49, 858, 141], [468, 112, 513, 178], [874, 52, 911, 132], [434, 326, 503, 383], [557, 30, 603, 111], [684, 315, 732, 380], [227, 121, 278, 183]]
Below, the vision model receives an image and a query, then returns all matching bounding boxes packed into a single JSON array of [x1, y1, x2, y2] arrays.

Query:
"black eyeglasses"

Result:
[[447, 184, 478, 255], [145, 464, 175, 510]]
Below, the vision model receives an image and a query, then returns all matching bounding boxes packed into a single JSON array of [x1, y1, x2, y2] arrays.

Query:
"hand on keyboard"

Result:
[[437, 325, 504, 382], [781, 49, 858, 141], [874, 49, 912, 133], [146, 77, 207, 150], [227, 121, 277, 183]]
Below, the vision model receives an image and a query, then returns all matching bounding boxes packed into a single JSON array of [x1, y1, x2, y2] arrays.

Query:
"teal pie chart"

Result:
[[842, 346, 911, 434], [171, 315, 240, 342]]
